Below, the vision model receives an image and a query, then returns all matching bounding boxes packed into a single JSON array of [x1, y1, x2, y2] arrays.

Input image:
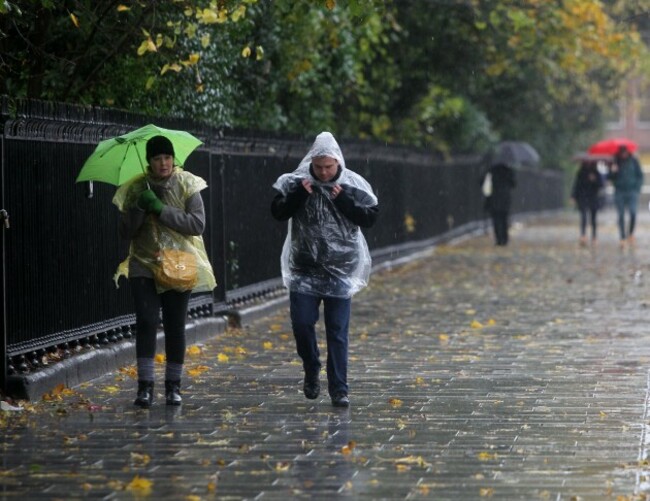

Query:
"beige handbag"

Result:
[[152, 220, 199, 291], [154, 248, 199, 291]]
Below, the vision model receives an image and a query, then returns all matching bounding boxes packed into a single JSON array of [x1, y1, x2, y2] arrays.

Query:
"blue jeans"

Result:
[[614, 190, 639, 240], [290, 291, 351, 396]]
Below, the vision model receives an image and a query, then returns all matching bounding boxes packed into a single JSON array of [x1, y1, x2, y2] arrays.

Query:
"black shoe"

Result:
[[331, 392, 350, 407], [134, 380, 154, 408], [165, 380, 182, 406], [303, 372, 320, 400]]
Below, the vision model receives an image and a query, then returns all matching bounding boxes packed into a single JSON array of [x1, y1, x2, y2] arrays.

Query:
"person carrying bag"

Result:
[[113, 136, 216, 408]]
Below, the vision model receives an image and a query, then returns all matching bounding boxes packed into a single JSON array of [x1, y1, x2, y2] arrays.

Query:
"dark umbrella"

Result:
[[489, 141, 540, 168]]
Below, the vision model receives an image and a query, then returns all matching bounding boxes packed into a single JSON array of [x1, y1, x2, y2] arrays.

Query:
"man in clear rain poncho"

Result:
[[271, 131, 379, 407]]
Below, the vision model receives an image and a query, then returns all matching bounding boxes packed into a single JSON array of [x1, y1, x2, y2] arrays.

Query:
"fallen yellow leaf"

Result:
[[477, 451, 498, 461], [126, 475, 153, 495], [107, 479, 124, 490], [154, 354, 166, 363], [471, 320, 484, 329], [217, 353, 229, 362], [186, 345, 202, 356], [130, 452, 151, 466], [340, 440, 357, 454], [388, 398, 403, 407], [187, 365, 210, 377], [263, 342, 273, 350], [397, 455, 431, 467], [119, 366, 138, 379], [275, 461, 290, 471], [378, 455, 432, 468]]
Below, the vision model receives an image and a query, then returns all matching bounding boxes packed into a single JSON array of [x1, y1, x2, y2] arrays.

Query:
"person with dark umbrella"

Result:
[[481, 162, 516, 246], [571, 160, 604, 247]]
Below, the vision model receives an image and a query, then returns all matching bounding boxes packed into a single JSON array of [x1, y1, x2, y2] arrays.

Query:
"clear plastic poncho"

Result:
[[273, 132, 377, 298], [112, 168, 217, 294]]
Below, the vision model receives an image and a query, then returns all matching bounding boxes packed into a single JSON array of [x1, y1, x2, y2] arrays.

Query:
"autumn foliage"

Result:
[[0, 0, 648, 163]]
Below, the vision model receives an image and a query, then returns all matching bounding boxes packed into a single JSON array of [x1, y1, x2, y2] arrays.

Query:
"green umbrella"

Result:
[[76, 124, 203, 186]]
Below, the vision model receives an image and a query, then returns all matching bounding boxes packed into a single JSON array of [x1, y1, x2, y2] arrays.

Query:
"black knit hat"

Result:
[[146, 135, 175, 161]]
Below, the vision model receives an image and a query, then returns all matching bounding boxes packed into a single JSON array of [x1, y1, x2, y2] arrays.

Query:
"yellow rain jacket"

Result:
[[112, 168, 216, 293]]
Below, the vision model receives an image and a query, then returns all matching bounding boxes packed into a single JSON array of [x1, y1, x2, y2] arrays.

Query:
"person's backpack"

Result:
[[482, 172, 493, 197]]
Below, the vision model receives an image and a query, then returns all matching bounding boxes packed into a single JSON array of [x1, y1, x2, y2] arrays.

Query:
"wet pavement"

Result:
[[4, 209, 650, 500]]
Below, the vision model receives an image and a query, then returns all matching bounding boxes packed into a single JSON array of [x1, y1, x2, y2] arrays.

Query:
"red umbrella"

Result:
[[588, 137, 638, 155]]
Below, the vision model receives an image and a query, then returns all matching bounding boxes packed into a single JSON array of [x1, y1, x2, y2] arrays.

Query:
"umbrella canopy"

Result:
[[587, 137, 638, 156], [490, 141, 540, 168], [76, 124, 203, 186]]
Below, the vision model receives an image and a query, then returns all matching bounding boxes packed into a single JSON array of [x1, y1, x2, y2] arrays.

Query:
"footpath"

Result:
[[3, 209, 650, 500]]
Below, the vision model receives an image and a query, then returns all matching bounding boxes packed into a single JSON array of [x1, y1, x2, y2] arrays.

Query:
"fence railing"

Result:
[[0, 97, 564, 391]]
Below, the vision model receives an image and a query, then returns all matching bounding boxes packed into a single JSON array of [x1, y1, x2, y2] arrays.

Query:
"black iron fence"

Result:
[[0, 97, 564, 392]]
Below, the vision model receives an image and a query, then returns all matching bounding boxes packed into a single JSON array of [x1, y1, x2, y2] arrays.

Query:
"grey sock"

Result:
[[137, 358, 155, 382], [165, 362, 183, 382]]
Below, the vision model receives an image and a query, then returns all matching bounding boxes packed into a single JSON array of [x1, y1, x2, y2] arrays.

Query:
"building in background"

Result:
[[604, 78, 650, 202], [605, 78, 650, 166]]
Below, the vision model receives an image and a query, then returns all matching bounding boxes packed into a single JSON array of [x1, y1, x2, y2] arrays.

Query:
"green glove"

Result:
[[138, 189, 164, 215]]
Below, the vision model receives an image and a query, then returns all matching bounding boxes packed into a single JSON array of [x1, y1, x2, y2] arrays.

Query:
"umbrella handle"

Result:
[[134, 142, 148, 174], [133, 141, 150, 190]]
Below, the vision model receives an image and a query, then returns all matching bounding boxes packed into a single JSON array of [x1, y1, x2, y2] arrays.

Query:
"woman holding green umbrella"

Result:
[[112, 135, 216, 408]]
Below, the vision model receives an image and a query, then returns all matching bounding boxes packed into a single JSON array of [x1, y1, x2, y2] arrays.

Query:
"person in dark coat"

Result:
[[481, 163, 516, 246], [608, 145, 644, 248], [571, 160, 604, 247]]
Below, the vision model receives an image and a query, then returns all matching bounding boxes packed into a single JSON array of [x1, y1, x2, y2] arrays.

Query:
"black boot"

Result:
[[165, 380, 182, 406], [303, 372, 320, 400], [134, 380, 154, 408]]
